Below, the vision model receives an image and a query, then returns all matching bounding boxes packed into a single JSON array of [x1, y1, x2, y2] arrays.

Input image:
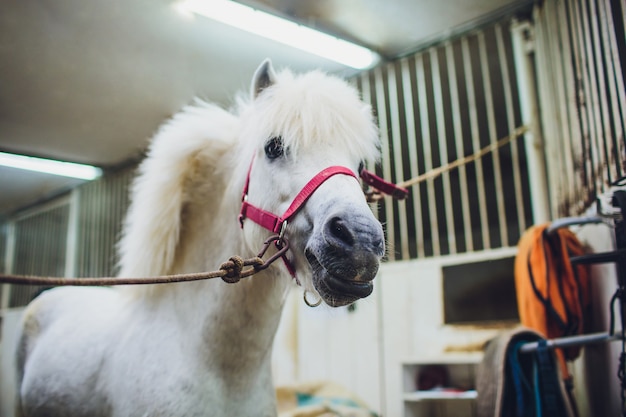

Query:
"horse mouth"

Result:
[[305, 249, 374, 307]]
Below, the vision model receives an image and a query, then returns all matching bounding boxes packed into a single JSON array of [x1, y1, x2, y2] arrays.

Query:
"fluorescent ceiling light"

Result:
[[0, 152, 102, 180], [175, 0, 379, 70]]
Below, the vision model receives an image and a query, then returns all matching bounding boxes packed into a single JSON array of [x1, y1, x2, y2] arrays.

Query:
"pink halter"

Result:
[[238, 157, 408, 278]]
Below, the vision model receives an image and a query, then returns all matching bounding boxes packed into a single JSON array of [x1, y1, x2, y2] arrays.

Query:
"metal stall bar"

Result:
[[1, 222, 15, 310], [566, 0, 596, 210], [519, 331, 622, 354], [430, 48, 457, 254], [511, 20, 550, 223], [531, 7, 559, 213], [478, 30, 508, 247], [14, 214, 32, 305], [89, 179, 97, 277], [415, 53, 441, 256], [374, 66, 397, 260], [76, 185, 86, 277], [103, 178, 116, 276], [114, 171, 131, 275], [556, 0, 586, 209], [94, 177, 103, 276], [65, 189, 79, 279], [400, 57, 426, 258], [111, 173, 125, 276], [444, 41, 473, 252], [550, 1, 579, 210], [386, 63, 410, 259], [358, 72, 379, 221], [495, 22, 527, 239], [461, 36, 491, 249], [587, 0, 615, 185], [359, 72, 380, 250], [536, 4, 574, 214], [591, 0, 619, 183], [80, 180, 93, 277], [598, 0, 626, 181], [574, 2, 603, 195]]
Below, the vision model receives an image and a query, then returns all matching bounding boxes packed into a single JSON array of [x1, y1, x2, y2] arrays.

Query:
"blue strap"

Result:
[[532, 357, 543, 417], [535, 340, 565, 416], [508, 340, 534, 417]]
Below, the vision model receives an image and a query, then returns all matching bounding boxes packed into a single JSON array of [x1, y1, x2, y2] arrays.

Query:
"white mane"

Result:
[[117, 101, 239, 279]]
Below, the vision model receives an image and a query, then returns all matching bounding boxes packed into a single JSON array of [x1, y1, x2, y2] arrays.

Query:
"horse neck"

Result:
[[153, 163, 291, 372]]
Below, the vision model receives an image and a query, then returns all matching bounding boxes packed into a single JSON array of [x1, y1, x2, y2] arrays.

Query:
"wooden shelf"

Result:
[[403, 389, 477, 402], [402, 356, 480, 417]]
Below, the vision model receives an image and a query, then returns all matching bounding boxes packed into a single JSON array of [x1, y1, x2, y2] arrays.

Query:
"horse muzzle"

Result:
[[305, 214, 384, 307]]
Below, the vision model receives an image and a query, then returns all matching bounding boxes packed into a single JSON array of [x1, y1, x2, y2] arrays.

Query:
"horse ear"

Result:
[[252, 59, 277, 99]]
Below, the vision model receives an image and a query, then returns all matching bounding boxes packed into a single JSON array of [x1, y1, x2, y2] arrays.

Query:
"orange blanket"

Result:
[[514, 223, 591, 379]]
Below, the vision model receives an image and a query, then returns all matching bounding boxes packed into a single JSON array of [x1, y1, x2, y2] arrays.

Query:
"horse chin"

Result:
[[306, 249, 375, 307]]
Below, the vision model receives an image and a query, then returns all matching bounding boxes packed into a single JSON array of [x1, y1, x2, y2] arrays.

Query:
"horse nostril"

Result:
[[328, 217, 355, 246]]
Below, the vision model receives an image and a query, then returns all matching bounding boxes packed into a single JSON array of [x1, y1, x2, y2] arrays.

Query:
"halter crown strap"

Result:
[[360, 169, 409, 199], [239, 165, 358, 233]]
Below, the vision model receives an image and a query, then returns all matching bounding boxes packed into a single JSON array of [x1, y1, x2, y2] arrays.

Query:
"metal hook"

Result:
[[254, 235, 290, 271], [303, 290, 322, 307]]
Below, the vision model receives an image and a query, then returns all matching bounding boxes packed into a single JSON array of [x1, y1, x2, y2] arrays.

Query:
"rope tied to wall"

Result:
[[364, 125, 529, 201], [398, 125, 529, 188]]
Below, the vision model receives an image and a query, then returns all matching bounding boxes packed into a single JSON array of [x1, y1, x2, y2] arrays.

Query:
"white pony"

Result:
[[15, 60, 385, 417]]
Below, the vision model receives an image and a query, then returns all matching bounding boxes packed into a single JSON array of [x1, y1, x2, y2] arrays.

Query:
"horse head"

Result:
[[238, 60, 385, 307]]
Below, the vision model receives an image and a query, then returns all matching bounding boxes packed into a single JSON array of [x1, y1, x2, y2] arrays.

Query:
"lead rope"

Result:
[[0, 235, 288, 287], [400, 125, 528, 188]]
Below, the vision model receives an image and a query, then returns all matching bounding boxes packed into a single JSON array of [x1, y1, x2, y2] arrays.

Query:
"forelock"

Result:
[[237, 68, 380, 163]]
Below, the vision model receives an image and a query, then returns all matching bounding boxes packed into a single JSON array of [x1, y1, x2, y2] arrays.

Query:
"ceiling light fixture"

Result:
[[174, 0, 379, 70], [0, 152, 102, 180]]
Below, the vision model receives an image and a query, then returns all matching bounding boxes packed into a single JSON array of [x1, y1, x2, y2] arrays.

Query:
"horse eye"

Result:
[[264, 136, 284, 160], [358, 161, 365, 174]]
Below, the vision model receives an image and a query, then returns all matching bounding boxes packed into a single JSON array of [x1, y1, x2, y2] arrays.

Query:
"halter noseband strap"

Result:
[[239, 164, 358, 235]]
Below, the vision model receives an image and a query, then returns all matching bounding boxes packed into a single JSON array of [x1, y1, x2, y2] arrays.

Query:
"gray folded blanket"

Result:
[[476, 327, 576, 417]]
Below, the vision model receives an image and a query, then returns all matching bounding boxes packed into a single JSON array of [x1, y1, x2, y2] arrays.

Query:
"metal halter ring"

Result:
[[278, 220, 288, 240], [303, 290, 322, 307]]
